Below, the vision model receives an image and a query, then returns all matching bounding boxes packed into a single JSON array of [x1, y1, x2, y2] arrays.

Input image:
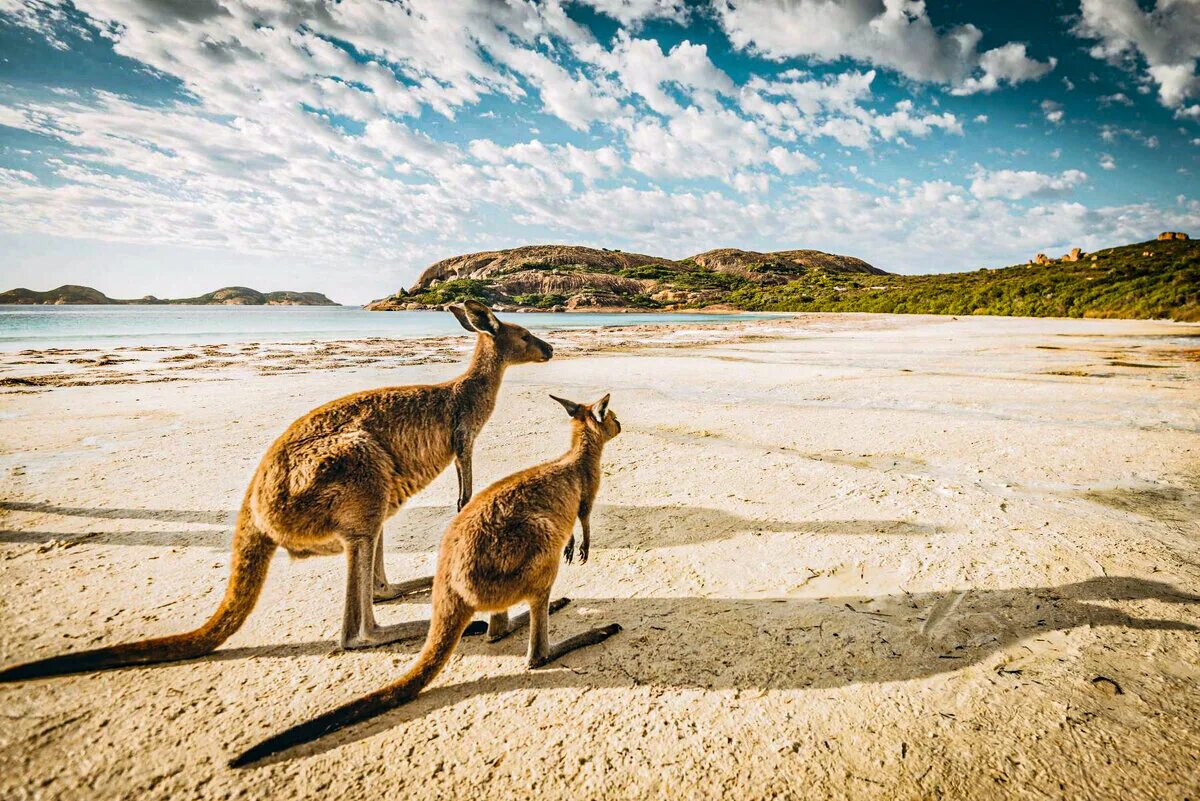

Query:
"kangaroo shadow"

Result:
[[240, 576, 1199, 765], [0, 502, 944, 550], [0, 528, 236, 548], [0, 500, 228, 525], [387, 504, 945, 552]]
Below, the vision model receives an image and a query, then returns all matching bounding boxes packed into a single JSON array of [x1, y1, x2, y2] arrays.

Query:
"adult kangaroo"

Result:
[[0, 301, 553, 681], [230, 393, 622, 768]]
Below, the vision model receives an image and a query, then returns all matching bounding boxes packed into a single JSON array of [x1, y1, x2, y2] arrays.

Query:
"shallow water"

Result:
[[0, 305, 771, 350]]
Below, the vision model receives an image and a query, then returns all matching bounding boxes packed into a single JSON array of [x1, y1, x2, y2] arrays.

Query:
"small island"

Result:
[[0, 285, 339, 306]]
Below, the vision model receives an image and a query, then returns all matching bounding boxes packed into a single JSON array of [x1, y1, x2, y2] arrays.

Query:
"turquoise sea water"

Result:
[[0, 305, 772, 350]]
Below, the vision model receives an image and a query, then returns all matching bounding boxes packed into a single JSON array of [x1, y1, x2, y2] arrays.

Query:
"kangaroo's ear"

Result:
[[448, 303, 476, 333], [550, 394, 585, 418], [592, 393, 611, 422], [461, 299, 499, 335]]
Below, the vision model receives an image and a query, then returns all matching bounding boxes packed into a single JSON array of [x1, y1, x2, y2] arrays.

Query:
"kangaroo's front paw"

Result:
[[564, 535, 575, 564]]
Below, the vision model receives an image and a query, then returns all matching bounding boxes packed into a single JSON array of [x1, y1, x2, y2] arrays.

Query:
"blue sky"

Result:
[[1, 0, 1198, 304]]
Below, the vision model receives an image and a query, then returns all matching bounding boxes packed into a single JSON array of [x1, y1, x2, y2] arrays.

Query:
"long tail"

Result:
[[230, 584, 474, 768], [0, 510, 276, 682]]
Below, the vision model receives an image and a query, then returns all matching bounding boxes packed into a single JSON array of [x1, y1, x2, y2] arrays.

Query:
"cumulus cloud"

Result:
[[596, 34, 735, 116], [969, 167, 1088, 201], [1041, 99, 1064, 123], [1072, 0, 1200, 111], [571, 0, 689, 26], [952, 43, 1058, 95], [739, 70, 960, 148], [714, 0, 1054, 93], [626, 106, 785, 180]]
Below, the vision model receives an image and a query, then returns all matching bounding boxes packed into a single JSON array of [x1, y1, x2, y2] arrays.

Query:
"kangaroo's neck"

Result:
[[452, 335, 506, 430], [563, 426, 605, 500]]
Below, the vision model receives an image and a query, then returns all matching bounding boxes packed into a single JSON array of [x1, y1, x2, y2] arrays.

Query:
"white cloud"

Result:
[[1041, 99, 1064, 123], [1099, 125, 1161, 148], [1073, 0, 1200, 109], [596, 34, 734, 116], [714, 0, 1053, 93], [969, 167, 1088, 201], [768, 146, 818, 174], [1099, 153, 1117, 170], [871, 99, 962, 140], [952, 43, 1057, 95], [731, 171, 770, 194], [625, 105, 785, 181], [468, 139, 621, 183], [740, 70, 960, 149], [570, 0, 689, 26]]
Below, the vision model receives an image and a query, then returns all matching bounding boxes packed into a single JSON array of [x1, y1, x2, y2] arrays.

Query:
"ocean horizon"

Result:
[[0, 304, 773, 351]]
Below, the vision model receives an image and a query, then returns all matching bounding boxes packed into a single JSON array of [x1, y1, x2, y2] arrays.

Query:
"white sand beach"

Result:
[[1, 313, 1198, 800]]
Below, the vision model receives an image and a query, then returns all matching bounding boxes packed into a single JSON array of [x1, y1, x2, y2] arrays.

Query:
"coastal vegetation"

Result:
[[368, 237, 1198, 321]]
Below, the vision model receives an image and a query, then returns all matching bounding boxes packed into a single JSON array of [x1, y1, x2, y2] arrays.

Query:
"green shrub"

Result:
[[412, 279, 496, 305], [511, 293, 568, 308]]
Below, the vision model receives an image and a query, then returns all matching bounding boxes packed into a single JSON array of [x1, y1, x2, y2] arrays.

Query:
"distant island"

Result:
[[0, 285, 339, 306], [367, 232, 1196, 322]]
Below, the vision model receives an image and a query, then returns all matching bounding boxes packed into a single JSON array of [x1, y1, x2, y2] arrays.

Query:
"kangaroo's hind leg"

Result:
[[526, 591, 620, 668], [372, 533, 434, 602], [341, 533, 430, 649], [486, 598, 572, 643]]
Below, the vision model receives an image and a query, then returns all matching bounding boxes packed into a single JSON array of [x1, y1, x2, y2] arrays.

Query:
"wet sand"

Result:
[[1, 313, 1198, 800]]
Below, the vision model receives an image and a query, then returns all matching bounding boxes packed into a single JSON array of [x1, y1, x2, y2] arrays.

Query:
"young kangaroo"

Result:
[[0, 301, 552, 682], [230, 393, 622, 767]]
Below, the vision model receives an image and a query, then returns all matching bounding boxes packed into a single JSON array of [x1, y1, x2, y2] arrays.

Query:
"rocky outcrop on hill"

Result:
[[1158, 231, 1190, 241], [0, 285, 339, 305], [411, 245, 678, 289], [368, 243, 884, 312], [688, 248, 885, 284]]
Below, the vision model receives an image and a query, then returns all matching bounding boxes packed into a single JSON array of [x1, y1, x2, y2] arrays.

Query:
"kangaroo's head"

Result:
[[550, 392, 621, 442], [449, 299, 553, 365]]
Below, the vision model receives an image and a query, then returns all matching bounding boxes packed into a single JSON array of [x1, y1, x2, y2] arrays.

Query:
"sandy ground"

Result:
[[1, 313, 1198, 801]]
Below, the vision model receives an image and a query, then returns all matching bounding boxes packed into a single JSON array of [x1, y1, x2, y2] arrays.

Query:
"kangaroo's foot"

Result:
[[373, 575, 435, 603], [487, 598, 572, 643], [529, 623, 621, 669], [340, 619, 429, 650]]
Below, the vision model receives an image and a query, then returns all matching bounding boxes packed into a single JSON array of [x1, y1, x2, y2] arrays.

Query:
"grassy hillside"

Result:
[[727, 238, 1198, 321], [371, 237, 1198, 321]]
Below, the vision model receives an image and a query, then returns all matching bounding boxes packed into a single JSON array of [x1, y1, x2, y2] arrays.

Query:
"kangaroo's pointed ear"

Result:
[[592, 393, 611, 422], [550, 394, 585, 418], [461, 299, 499, 335], [448, 303, 476, 333]]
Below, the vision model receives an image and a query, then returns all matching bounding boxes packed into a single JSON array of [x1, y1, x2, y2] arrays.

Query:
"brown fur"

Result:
[[229, 394, 622, 767], [0, 301, 552, 682]]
